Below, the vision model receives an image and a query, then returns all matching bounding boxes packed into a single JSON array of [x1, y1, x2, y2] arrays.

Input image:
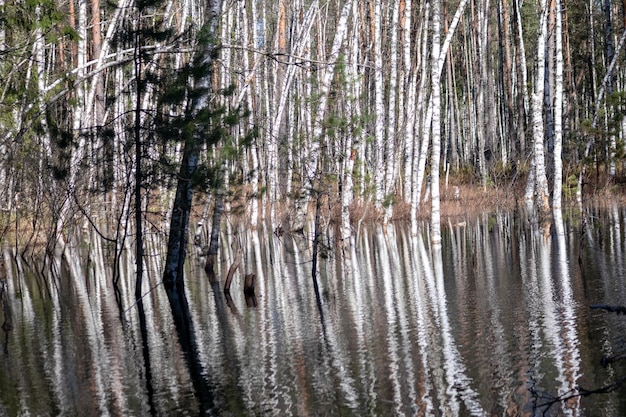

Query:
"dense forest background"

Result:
[[0, 0, 623, 250]]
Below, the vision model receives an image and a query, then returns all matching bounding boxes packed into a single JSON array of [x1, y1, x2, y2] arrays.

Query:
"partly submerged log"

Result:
[[223, 248, 242, 294]]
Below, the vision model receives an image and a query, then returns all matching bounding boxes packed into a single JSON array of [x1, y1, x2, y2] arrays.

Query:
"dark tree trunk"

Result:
[[163, 0, 223, 295], [134, 8, 143, 302], [163, 144, 199, 294], [204, 190, 223, 283]]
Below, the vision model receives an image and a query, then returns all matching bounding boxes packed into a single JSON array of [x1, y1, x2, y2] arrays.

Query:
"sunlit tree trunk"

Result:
[[401, 0, 416, 203], [341, 0, 363, 244], [430, 0, 442, 246], [75, 0, 87, 132], [294, 0, 351, 231], [239, 0, 260, 229], [475, 0, 490, 190], [91, 0, 104, 126], [526, 0, 550, 215], [267, 1, 318, 224], [0, 0, 4, 53], [553, 0, 564, 210], [383, 0, 400, 223], [0, 0, 6, 206], [373, 0, 385, 210], [513, 0, 529, 153]]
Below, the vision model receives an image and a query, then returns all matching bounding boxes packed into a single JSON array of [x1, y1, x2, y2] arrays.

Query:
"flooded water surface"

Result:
[[1, 207, 626, 416]]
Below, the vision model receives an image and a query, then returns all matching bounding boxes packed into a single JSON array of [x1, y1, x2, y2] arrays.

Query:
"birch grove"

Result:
[[0, 0, 624, 253]]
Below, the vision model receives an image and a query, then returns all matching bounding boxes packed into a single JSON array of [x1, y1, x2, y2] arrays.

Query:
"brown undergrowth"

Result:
[[222, 170, 626, 231], [5, 171, 626, 250]]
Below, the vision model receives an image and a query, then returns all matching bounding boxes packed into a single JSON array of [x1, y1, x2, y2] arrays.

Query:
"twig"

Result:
[[123, 281, 164, 314], [533, 376, 626, 415]]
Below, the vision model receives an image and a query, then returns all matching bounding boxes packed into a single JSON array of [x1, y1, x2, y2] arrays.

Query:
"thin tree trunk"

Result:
[[410, 3, 430, 236], [383, 0, 400, 223], [553, 0, 564, 210], [402, 0, 416, 203], [373, 0, 385, 210], [134, 5, 144, 302], [431, 0, 442, 246]]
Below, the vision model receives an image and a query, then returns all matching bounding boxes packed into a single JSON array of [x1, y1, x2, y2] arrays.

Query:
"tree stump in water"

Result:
[[244, 274, 257, 307], [204, 254, 218, 284], [244, 274, 256, 296]]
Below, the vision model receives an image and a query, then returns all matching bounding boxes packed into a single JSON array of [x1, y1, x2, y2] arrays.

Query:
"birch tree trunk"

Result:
[[526, 0, 551, 215], [401, 0, 416, 203], [293, 0, 352, 231], [267, 1, 318, 224], [430, 0, 443, 246], [373, 0, 386, 210], [553, 0, 564, 210], [0, 0, 4, 53], [340, 0, 363, 244], [383, 0, 400, 223]]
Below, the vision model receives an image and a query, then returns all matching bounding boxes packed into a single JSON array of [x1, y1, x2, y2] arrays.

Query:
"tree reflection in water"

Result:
[[0, 211, 625, 415]]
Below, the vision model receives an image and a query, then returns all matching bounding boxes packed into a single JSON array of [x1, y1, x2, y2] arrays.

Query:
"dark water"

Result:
[[1, 207, 626, 416]]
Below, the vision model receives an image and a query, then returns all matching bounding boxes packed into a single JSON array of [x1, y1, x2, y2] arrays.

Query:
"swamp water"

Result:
[[1, 207, 626, 416]]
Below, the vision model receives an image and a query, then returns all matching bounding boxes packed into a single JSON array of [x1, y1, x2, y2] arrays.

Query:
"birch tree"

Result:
[[373, 0, 385, 210], [553, 0, 564, 210], [525, 0, 551, 215], [293, 0, 352, 231], [430, 0, 443, 245]]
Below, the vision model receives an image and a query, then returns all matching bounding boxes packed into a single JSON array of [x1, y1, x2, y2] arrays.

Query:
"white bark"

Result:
[[411, 0, 468, 234], [85, 0, 132, 130], [527, 0, 550, 213], [373, 0, 385, 209], [340, 0, 362, 244], [431, 0, 442, 246], [514, 0, 530, 125], [383, 0, 400, 223], [553, 0, 564, 210], [410, 3, 430, 236], [74, 0, 87, 131], [402, 0, 416, 203], [0, 0, 4, 53], [267, 1, 318, 222], [288, 0, 352, 231], [239, 0, 259, 228]]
